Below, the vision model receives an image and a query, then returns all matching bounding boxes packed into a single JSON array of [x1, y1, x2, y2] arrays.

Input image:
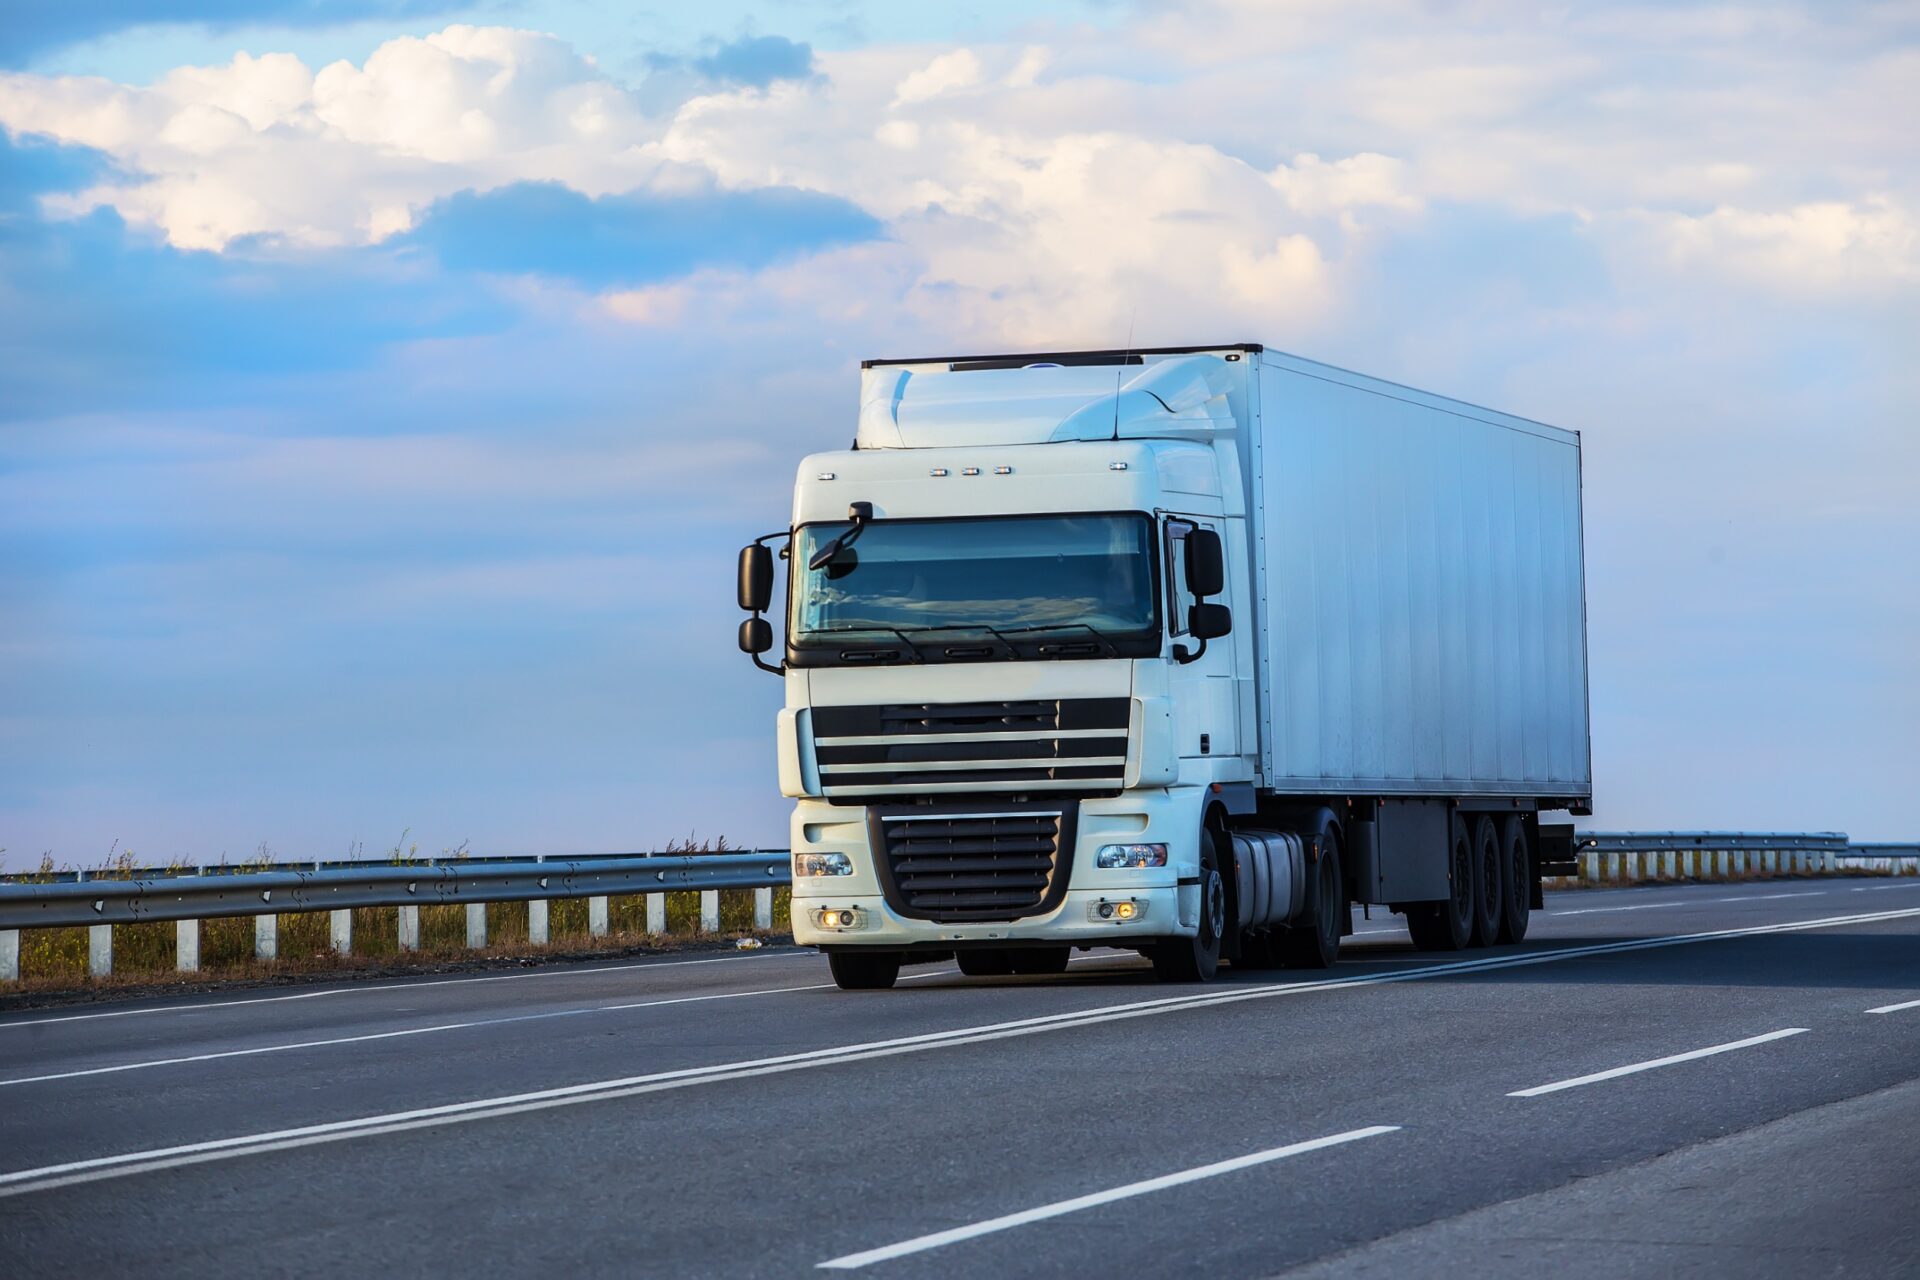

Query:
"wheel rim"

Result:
[[1203, 868, 1225, 943], [1481, 832, 1500, 920]]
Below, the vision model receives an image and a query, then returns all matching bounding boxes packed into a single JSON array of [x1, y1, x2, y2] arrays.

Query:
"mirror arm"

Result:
[[750, 651, 784, 676], [1174, 636, 1207, 665]]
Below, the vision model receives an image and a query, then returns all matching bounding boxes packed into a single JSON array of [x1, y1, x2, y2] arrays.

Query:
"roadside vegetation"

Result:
[[1, 835, 790, 1001]]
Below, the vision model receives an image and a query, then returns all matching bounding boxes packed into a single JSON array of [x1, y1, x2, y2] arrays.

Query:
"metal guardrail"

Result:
[[0, 852, 790, 931], [1575, 831, 1852, 852]]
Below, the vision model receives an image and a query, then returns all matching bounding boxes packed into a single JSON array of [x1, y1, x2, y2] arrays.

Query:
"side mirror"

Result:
[[738, 617, 773, 655], [738, 543, 773, 612], [1184, 529, 1224, 598], [1188, 602, 1231, 640]]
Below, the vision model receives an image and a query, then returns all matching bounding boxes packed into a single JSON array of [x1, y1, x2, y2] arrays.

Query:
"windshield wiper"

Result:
[[901, 623, 1025, 657], [989, 621, 1122, 658], [828, 626, 927, 663]]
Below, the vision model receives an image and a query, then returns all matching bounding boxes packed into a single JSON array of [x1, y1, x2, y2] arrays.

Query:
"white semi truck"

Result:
[[736, 344, 1591, 990]]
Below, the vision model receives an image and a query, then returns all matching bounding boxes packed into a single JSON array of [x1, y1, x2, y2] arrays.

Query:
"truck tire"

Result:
[[1008, 947, 1071, 975], [828, 950, 902, 990], [956, 951, 1014, 977], [1282, 828, 1345, 969], [1405, 812, 1473, 950], [1498, 817, 1531, 943], [1470, 814, 1503, 946], [1151, 828, 1225, 982]]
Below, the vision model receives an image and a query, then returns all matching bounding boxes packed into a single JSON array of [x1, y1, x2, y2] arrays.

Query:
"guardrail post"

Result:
[[528, 899, 548, 946], [1582, 849, 1599, 881], [330, 909, 352, 955], [1, 929, 18, 982], [398, 904, 420, 951], [1661, 851, 1676, 880], [255, 913, 277, 962], [466, 903, 487, 950], [177, 919, 200, 972], [1683, 850, 1697, 878], [646, 893, 665, 935], [89, 924, 112, 977], [699, 890, 720, 934], [755, 886, 773, 930], [589, 895, 609, 938]]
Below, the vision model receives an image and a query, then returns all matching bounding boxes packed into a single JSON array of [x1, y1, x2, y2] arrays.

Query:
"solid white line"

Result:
[[816, 1126, 1400, 1270], [0, 949, 808, 1029], [1507, 1028, 1809, 1097], [0, 983, 836, 1087], [3, 904, 1915, 1198], [1552, 902, 1686, 917], [1865, 997, 1920, 1015]]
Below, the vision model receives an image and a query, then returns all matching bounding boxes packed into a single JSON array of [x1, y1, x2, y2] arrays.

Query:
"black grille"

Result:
[[812, 699, 1129, 801], [871, 805, 1077, 922]]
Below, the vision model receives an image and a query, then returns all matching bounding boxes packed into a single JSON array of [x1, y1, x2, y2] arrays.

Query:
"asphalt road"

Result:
[[2, 876, 1917, 1278]]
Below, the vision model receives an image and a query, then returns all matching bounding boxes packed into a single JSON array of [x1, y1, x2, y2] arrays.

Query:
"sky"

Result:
[[1, 1, 1915, 869]]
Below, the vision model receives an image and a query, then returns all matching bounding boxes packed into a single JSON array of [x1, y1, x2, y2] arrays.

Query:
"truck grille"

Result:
[[811, 698, 1129, 801], [870, 805, 1078, 923]]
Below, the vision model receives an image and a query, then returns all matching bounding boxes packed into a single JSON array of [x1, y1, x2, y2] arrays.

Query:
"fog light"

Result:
[[1088, 898, 1147, 923], [794, 852, 854, 877], [1096, 843, 1167, 868], [811, 907, 866, 931], [1114, 901, 1136, 920]]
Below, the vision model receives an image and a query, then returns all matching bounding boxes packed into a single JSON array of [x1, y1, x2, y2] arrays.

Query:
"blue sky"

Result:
[[1, 1, 1915, 866]]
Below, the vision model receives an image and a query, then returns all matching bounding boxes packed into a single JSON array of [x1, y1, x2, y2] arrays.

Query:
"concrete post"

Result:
[[1716, 850, 1729, 878], [254, 913, 277, 962], [755, 886, 773, 930], [646, 893, 666, 935], [1, 929, 18, 982], [1683, 850, 1696, 879], [589, 895, 609, 938], [466, 903, 488, 950], [699, 890, 720, 934], [89, 923, 113, 977], [398, 904, 420, 951], [177, 919, 200, 972], [330, 909, 352, 955], [528, 899, 549, 946]]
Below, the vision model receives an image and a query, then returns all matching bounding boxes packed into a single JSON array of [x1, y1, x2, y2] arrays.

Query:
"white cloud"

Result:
[[1658, 198, 1918, 296]]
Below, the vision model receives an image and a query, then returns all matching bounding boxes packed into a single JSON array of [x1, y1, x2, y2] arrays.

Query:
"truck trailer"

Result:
[[736, 343, 1591, 990]]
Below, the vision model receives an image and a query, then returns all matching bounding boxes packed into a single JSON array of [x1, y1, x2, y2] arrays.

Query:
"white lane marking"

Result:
[[1551, 902, 1686, 917], [0, 984, 836, 1088], [1865, 997, 1920, 1015], [0, 949, 809, 1029], [815, 1126, 1400, 1270], [1735, 892, 1822, 902], [4, 904, 1916, 1199], [1507, 1028, 1810, 1098]]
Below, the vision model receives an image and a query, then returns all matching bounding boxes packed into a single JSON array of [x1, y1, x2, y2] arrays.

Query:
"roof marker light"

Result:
[[929, 467, 949, 477], [817, 471, 836, 480], [1109, 461, 1129, 471], [962, 467, 980, 476], [994, 466, 1013, 475]]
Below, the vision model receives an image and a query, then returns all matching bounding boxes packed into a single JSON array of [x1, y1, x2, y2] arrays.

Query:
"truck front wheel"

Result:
[[1151, 829, 1224, 982], [828, 949, 902, 990]]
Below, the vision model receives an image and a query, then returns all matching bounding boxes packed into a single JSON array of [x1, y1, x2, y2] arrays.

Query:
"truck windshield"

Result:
[[789, 513, 1159, 662]]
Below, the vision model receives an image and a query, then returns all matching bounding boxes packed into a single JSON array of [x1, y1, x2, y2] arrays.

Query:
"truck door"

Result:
[[1165, 516, 1239, 760]]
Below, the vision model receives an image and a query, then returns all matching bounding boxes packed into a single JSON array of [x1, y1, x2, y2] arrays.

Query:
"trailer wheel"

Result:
[[1498, 817, 1531, 943], [1282, 828, 1345, 969], [1406, 812, 1473, 950], [1007, 947, 1071, 975], [1470, 814, 1503, 946], [956, 951, 1013, 977], [828, 950, 902, 990], [1151, 828, 1224, 982]]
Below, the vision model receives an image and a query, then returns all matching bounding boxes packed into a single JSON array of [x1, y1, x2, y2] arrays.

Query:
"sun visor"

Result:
[[857, 356, 1236, 449]]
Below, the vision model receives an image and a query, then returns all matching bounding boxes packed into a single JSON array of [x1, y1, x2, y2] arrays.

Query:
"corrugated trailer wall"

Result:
[[1248, 353, 1592, 798]]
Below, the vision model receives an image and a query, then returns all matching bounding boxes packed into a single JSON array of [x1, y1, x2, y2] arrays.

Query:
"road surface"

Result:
[[3, 877, 1917, 1277]]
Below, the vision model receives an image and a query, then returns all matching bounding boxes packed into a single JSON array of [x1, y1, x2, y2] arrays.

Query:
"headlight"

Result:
[[794, 851, 854, 877], [1096, 842, 1168, 868]]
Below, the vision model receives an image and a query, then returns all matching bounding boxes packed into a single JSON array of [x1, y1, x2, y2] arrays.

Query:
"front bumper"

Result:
[[788, 790, 1202, 948]]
